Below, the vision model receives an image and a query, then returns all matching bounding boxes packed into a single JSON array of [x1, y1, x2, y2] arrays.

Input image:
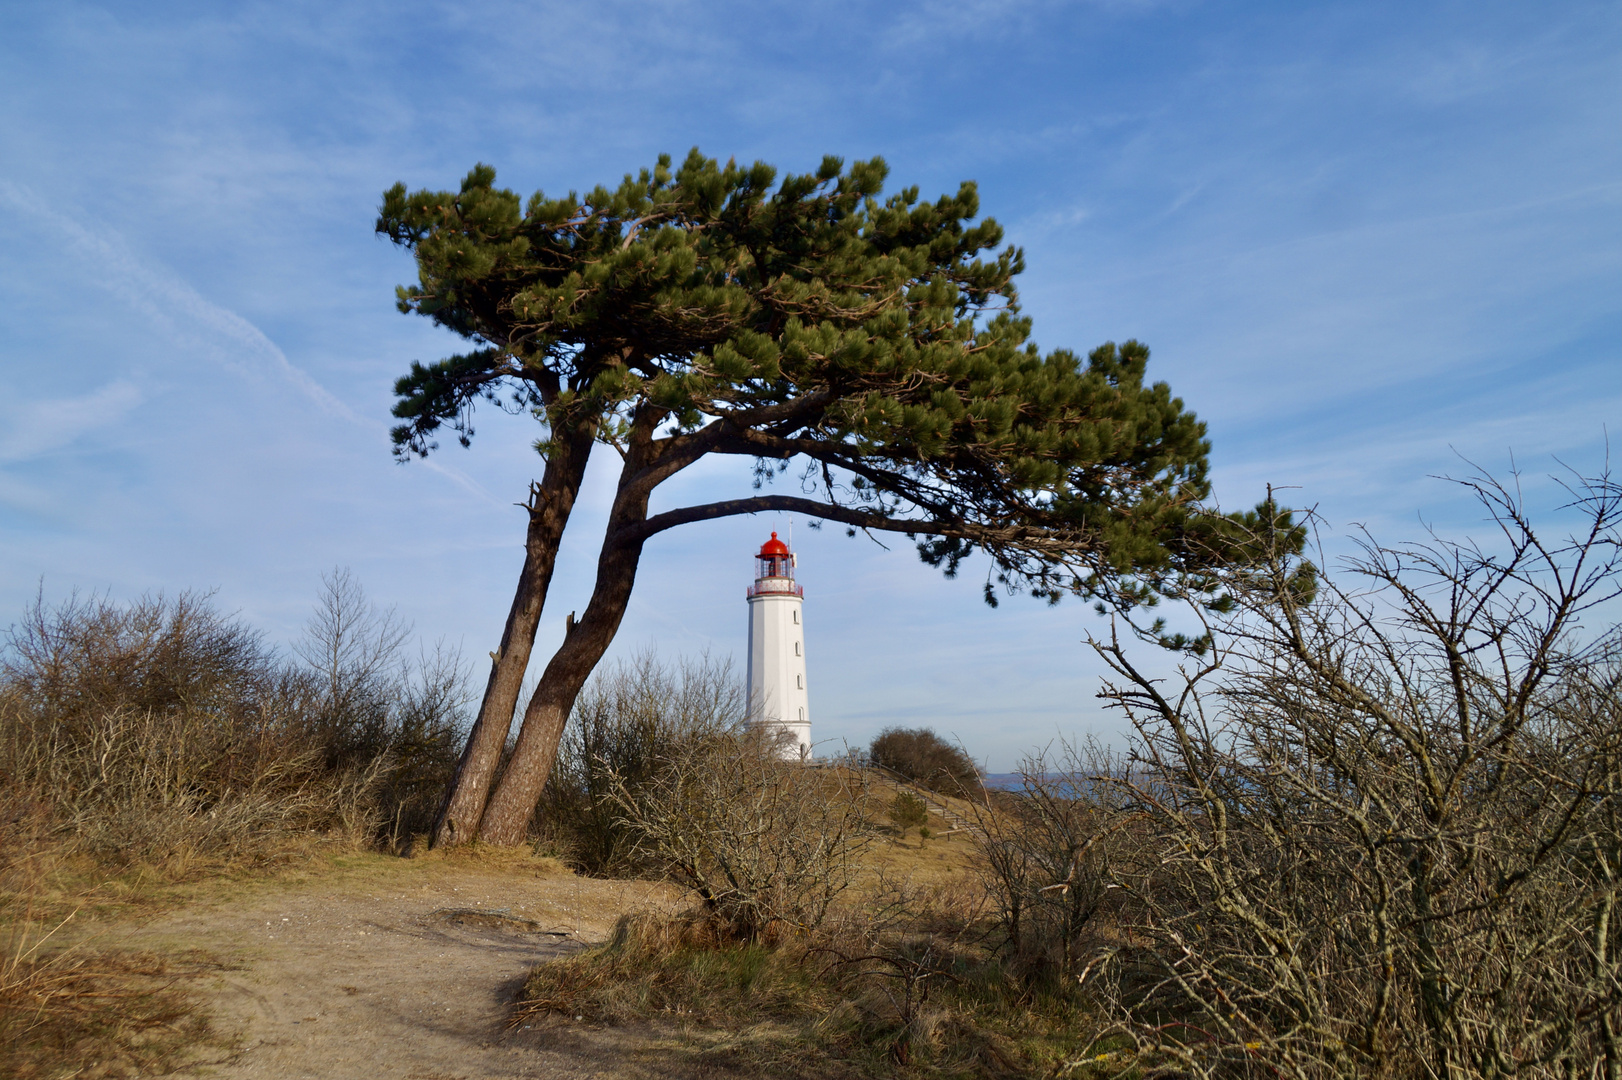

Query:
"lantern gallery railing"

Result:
[[746, 578, 804, 599]]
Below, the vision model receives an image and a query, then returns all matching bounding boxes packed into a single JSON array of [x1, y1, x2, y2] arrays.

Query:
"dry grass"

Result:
[[0, 921, 225, 1080], [0, 581, 474, 1078], [515, 900, 1102, 1079], [515, 769, 1111, 1079], [404, 840, 570, 878], [0, 836, 231, 1080]]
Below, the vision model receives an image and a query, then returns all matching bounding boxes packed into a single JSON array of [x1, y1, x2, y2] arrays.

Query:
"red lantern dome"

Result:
[[748, 531, 802, 598]]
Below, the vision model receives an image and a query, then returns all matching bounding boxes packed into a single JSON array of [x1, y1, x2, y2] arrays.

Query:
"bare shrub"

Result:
[[969, 738, 1131, 984], [609, 728, 876, 941], [536, 651, 745, 874], [1088, 470, 1622, 1079], [0, 573, 469, 868], [870, 726, 982, 796], [290, 569, 469, 843], [0, 589, 323, 864], [809, 872, 996, 1067]]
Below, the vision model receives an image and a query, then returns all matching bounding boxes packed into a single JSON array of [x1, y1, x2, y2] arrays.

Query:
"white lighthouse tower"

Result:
[[746, 531, 811, 760]]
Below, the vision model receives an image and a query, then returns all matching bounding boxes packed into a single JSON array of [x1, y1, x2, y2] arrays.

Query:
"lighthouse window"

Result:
[[794, 641, 801, 656], [796, 674, 803, 688], [798, 707, 805, 722], [792, 610, 799, 624]]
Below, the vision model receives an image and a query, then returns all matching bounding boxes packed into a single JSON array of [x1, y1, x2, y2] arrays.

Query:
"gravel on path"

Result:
[[136, 856, 675, 1080]]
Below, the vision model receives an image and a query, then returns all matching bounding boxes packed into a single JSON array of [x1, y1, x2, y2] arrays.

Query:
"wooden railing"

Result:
[[859, 762, 984, 837]]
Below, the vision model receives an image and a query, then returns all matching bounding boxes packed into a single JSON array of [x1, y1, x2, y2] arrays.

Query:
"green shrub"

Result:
[[869, 726, 981, 796], [888, 791, 927, 832]]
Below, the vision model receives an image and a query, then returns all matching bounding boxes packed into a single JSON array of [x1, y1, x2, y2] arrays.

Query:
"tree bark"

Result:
[[475, 425, 658, 845], [471, 391, 1016, 845], [430, 419, 596, 847]]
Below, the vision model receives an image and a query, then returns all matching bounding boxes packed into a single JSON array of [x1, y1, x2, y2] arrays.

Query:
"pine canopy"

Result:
[[379, 150, 1235, 616]]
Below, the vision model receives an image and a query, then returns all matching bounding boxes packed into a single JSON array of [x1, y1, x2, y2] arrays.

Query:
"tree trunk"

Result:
[[476, 451, 655, 845], [430, 421, 596, 847]]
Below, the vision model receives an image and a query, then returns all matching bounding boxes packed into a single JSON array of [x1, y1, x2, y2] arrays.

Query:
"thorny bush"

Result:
[[1087, 468, 1622, 1080]]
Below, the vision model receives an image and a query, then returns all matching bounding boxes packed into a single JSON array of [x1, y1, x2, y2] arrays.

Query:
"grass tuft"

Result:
[[518, 913, 827, 1026], [516, 908, 1108, 1078], [1, 915, 226, 1080]]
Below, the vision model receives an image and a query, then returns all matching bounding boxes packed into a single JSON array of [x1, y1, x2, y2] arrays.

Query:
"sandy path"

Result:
[[131, 856, 675, 1079]]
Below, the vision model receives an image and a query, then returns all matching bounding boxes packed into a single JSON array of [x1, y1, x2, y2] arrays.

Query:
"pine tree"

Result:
[[378, 150, 1282, 845]]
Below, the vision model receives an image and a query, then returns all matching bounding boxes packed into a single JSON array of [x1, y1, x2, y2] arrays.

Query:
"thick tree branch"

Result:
[[616, 493, 1093, 556], [628, 389, 838, 497]]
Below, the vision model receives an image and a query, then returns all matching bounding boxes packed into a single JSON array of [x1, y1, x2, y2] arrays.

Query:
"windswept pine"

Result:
[[378, 150, 1277, 847]]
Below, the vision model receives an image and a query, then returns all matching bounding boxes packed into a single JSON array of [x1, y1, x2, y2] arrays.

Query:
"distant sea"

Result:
[[980, 773, 1123, 797]]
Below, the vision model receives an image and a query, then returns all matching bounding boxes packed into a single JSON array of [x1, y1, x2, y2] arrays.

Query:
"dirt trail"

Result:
[[129, 855, 674, 1080]]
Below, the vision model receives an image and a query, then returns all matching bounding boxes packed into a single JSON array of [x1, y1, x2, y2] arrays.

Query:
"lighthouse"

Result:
[[746, 531, 811, 760]]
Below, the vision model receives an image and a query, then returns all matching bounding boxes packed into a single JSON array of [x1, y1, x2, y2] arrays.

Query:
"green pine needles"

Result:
[[378, 149, 1304, 845], [380, 149, 1280, 621]]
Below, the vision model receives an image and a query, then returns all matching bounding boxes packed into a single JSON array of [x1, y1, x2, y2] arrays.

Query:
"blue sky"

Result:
[[2, 0, 1617, 769]]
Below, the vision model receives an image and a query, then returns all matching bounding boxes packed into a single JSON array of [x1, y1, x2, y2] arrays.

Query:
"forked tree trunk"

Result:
[[475, 450, 656, 845], [430, 421, 596, 847], [472, 401, 819, 844], [476, 519, 648, 845]]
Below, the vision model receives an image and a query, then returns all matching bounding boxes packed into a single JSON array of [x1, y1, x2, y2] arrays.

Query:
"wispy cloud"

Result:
[[0, 179, 502, 507], [0, 0, 1615, 770], [880, 0, 1173, 49], [0, 380, 142, 464], [0, 180, 359, 423]]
